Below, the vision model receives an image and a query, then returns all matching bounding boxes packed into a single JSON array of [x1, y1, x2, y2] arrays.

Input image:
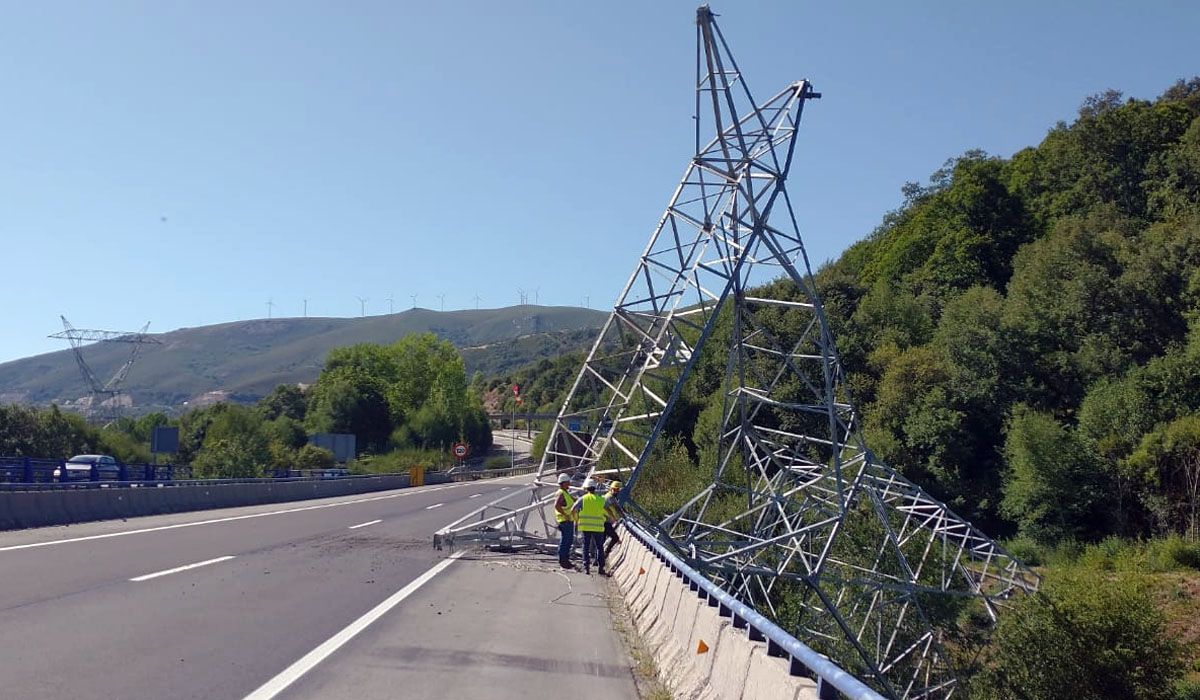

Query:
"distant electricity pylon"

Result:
[[410, 293, 418, 309], [435, 7, 1036, 698], [49, 316, 161, 422]]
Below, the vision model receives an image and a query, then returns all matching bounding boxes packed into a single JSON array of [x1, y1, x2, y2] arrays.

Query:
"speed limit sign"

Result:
[[453, 443, 469, 459]]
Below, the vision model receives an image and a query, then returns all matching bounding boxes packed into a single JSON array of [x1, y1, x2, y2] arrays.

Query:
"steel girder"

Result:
[[434, 6, 1037, 697]]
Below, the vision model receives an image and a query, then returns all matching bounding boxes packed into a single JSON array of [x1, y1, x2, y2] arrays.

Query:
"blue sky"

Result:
[[0, 0, 1195, 364]]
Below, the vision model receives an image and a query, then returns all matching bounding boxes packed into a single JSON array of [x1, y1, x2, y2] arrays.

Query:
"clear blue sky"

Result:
[[1, 1, 1195, 364]]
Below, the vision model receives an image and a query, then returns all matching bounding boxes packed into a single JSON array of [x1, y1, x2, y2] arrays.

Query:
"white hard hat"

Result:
[[558, 472, 572, 484], [583, 478, 596, 490]]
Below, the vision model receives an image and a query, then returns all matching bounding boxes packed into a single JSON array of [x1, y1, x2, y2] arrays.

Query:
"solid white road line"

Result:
[[348, 519, 382, 530], [425, 503, 443, 510], [0, 475, 527, 553], [130, 555, 235, 582], [242, 552, 464, 700]]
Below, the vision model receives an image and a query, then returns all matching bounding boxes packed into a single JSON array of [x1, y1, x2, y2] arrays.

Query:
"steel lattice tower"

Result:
[[49, 316, 160, 421], [437, 7, 1037, 697]]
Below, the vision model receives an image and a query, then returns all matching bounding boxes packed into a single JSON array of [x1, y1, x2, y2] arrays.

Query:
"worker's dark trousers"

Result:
[[557, 522, 575, 565], [582, 530, 606, 573], [603, 521, 621, 557]]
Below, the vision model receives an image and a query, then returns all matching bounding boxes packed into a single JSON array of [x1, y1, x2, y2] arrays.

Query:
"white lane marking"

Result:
[[130, 555, 235, 582], [0, 477, 528, 553], [242, 552, 464, 700], [348, 519, 381, 530], [425, 503, 443, 510], [469, 494, 481, 499]]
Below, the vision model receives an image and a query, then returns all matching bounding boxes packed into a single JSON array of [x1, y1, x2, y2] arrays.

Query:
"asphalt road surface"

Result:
[[0, 475, 637, 700]]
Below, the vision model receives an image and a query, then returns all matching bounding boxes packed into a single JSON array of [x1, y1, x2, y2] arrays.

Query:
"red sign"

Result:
[[453, 443, 469, 458], [512, 384, 520, 395]]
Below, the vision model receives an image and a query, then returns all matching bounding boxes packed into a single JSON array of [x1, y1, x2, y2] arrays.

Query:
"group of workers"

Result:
[[553, 471, 623, 575]]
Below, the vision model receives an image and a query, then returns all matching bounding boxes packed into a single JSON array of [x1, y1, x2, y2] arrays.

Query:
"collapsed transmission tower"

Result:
[[436, 6, 1038, 697], [49, 316, 161, 420]]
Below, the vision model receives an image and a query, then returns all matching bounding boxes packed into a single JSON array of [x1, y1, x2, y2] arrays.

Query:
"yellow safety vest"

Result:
[[555, 489, 576, 524], [578, 493, 608, 533]]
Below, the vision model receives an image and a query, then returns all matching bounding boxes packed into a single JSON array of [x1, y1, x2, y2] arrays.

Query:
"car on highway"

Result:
[[54, 454, 121, 482]]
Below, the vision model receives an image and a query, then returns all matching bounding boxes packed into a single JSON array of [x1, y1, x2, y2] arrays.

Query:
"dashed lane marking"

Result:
[[348, 519, 382, 530], [130, 555, 235, 582]]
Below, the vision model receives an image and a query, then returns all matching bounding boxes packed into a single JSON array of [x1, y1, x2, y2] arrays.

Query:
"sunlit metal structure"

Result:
[[49, 316, 160, 421], [435, 6, 1038, 697]]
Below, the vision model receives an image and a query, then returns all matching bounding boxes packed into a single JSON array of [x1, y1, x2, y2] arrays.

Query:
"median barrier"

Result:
[[0, 474, 421, 531]]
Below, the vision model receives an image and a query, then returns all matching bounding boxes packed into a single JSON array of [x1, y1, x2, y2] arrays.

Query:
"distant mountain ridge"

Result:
[[0, 305, 606, 411]]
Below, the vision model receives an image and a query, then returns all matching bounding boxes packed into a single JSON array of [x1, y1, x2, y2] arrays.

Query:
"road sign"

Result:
[[512, 384, 520, 395], [453, 443, 469, 459], [151, 426, 179, 453]]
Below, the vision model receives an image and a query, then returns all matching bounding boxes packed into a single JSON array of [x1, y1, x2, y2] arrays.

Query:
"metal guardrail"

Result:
[[445, 460, 539, 482], [623, 519, 886, 700], [0, 456, 436, 492], [0, 457, 191, 487]]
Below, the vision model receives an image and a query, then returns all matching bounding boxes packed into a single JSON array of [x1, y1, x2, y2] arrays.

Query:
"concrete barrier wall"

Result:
[[612, 530, 821, 700], [0, 472, 450, 531]]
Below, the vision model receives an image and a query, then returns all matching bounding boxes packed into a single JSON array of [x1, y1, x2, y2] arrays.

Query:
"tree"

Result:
[[190, 405, 270, 479], [1126, 415, 1200, 538], [305, 371, 392, 453], [972, 570, 1182, 700], [257, 384, 307, 421], [1002, 407, 1114, 544]]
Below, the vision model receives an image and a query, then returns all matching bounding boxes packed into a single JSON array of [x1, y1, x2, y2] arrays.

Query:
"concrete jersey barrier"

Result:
[[611, 522, 885, 700], [0, 473, 450, 531]]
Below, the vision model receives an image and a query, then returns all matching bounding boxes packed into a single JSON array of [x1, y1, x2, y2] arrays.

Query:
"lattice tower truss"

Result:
[[49, 316, 160, 419], [436, 7, 1039, 697]]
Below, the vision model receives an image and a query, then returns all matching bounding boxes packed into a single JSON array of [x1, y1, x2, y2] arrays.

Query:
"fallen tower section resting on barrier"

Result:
[[434, 5, 1038, 697]]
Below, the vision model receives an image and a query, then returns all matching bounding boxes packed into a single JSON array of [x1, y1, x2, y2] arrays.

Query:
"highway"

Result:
[[0, 473, 638, 699]]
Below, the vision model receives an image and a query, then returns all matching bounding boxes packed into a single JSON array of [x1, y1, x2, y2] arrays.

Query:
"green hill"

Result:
[[0, 305, 606, 410]]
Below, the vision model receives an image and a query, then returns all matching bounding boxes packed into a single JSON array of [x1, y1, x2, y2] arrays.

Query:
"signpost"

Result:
[[511, 385, 520, 470]]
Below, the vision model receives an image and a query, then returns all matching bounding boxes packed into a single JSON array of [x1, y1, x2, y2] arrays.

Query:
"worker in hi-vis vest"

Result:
[[603, 480, 623, 558], [554, 472, 576, 570], [571, 478, 609, 575]]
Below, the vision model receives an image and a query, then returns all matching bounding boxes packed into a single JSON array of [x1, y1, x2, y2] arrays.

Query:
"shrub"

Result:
[[972, 569, 1183, 700]]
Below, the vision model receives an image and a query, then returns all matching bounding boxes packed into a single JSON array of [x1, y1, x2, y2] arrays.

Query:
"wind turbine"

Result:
[[355, 296, 368, 317]]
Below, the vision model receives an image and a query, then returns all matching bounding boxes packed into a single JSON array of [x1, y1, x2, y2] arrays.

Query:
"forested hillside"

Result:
[[817, 81, 1200, 546]]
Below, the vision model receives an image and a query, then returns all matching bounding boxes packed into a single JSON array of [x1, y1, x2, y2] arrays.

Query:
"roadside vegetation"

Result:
[[0, 333, 491, 480]]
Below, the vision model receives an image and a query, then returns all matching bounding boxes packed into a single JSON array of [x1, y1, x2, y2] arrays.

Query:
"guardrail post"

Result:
[[23, 457, 32, 483], [145, 464, 154, 481], [91, 463, 99, 482], [58, 460, 67, 483], [119, 463, 128, 482]]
